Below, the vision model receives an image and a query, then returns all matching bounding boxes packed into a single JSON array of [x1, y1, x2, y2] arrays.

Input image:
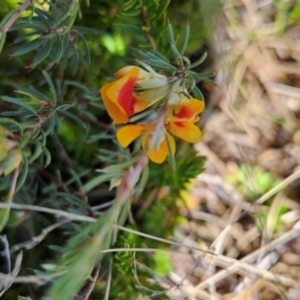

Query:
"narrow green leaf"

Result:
[[73, 26, 103, 35], [44, 115, 55, 136], [42, 146, 51, 167], [0, 32, 6, 54], [201, 77, 217, 87], [61, 110, 87, 128], [156, 0, 170, 19], [78, 108, 97, 121], [153, 50, 169, 63], [121, 8, 140, 17], [186, 76, 196, 90], [124, 0, 137, 11], [39, 129, 47, 146], [68, 169, 83, 188], [86, 133, 112, 143], [18, 87, 47, 100], [146, 59, 176, 72], [78, 33, 91, 65], [70, 47, 79, 75], [20, 134, 30, 148], [130, 48, 149, 60], [191, 86, 204, 100], [34, 8, 52, 25], [49, 104, 73, 116], [15, 90, 42, 105], [145, 51, 165, 62], [42, 70, 57, 104], [13, 32, 39, 44], [82, 172, 119, 193], [48, 38, 64, 67], [190, 52, 207, 69], [114, 24, 143, 35], [170, 44, 183, 67], [179, 91, 192, 99], [101, 156, 139, 173], [0, 8, 17, 29], [182, 56, 191, 69], [0, 118, 23, 134], [191, 71, 215, 79], [1, 96, 37, 115], [1, 111, 19, 116], [28, 140, 43, 164], [15, 158, 28, 192], [48, 218, 113, 300], [136, 164, 149, 196], [180, 24, 190, 55], [11, 22, 45, 32], [65, 80, 90, 92], [168, 23, 176, 46], [61, 33, 71, 68], [13, 38, 44, 56]]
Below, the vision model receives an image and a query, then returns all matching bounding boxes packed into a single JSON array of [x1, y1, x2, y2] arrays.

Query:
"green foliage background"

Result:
[[0, 0, 220, 299]]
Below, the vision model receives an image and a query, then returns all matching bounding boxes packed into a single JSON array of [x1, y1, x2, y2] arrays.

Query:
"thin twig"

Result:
[[103, 257, 113, 300], [103, 224, 118, 300], [5, 220, 68, 254], [0, 0, 33, 40], [0, 202, 95, 223], [256, 167, 300, 205], [0, 270, 65, 284], [7, 168, 19, 202], [191, 221, 300, 294]]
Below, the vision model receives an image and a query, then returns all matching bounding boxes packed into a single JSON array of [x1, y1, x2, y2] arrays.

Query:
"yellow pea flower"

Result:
[[100, 66, 169, 124], [116, 98, 205, 163], [100, 67, 151, 124]]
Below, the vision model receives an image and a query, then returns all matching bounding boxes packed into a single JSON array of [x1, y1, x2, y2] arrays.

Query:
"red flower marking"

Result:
[[173, 121, 185, 128], [118, 76, 136, 116], [175, 106, 192, 119]]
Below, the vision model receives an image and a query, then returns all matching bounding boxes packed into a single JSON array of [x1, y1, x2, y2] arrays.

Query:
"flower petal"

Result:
[[116, 125, 146, 147], [141, 131, 175, 164], [106, 68, 139, 117], [147, 145, 168, 164], [166, 120, 203, 143], [141, 134, 167, 164], [173, 99, 205, 120], [132, 93, 153, 113], [100, 83, 128, 124], [137, 84, 171, 102], [161, 132, 176, 156], [115, 66, 149, 79], [136, 77, 168, 89]]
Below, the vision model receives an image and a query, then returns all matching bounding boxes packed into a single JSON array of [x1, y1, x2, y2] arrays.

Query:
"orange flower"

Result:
[[100, 66, 169, 124], [165, 98, 205, 143], [116, 99, 205, 163], [117, 124, 175, 164], [100, 67, 151, 124]]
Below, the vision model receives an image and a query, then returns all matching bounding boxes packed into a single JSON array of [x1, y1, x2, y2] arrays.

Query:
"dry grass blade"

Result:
[[0, 236, 23, 297]]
